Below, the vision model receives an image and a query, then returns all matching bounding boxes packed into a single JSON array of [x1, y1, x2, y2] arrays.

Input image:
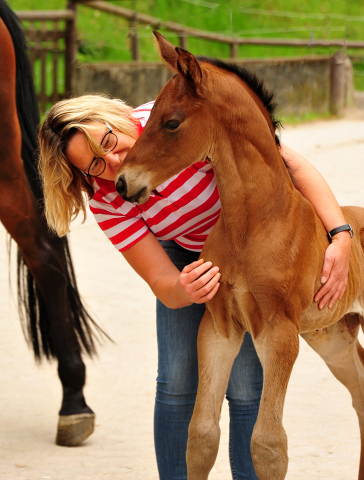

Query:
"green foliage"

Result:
[[352, 58, 364, 90], [8, 0, 364, 88]]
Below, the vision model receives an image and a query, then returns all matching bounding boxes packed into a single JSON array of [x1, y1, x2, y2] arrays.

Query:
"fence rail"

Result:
[[78, 0, 364, 60], [16, 9, 74, 21]]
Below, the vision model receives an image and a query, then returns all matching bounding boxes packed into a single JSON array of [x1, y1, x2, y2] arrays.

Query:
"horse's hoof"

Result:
[[56, 413, 95, 447]]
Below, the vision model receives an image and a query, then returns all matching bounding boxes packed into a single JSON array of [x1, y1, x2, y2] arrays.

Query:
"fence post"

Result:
[[230, 42, 238, 59], [65, 0, 77, 95], [178, 33, 188, 50], [330, 50, 346, 116], [129, 11, 140, 61]]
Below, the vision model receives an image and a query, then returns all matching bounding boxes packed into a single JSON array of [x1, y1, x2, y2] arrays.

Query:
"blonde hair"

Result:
[[38, 94, 139, 237]]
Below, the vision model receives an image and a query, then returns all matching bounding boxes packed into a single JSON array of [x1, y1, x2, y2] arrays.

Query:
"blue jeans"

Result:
[[154, 241, 263, 480]]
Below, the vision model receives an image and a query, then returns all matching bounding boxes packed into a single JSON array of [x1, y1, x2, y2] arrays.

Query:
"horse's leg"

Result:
[[0, 19, 94, 446], [186, 309, 245, 480], [1, 191, 95, 446], [301, 314, 364, 480], [27, 242, 96, 446], [251, 317, 300, 480], [13, 224, 95, 447], [50, 277, 96, 447]]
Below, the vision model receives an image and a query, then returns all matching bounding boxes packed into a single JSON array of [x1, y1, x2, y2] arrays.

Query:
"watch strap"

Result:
[[327, 224, 354, 242]]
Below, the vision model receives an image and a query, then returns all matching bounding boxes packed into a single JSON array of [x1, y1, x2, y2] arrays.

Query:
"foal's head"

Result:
[[116, 31, 280, 204]]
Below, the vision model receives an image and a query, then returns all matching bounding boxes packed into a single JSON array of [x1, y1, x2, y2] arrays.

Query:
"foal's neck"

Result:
[[212, 115, 297, 241]]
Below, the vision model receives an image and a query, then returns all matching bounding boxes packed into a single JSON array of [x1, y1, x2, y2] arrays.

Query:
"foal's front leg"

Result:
[[251, 316, 299, 480], [186, 309, 245, 480]]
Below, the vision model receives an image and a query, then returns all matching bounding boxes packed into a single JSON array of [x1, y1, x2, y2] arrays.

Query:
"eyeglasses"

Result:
[[84, 122, 118, 177]]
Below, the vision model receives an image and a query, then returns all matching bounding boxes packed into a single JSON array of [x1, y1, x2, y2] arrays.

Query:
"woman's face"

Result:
[[66, 123, 136, 181]]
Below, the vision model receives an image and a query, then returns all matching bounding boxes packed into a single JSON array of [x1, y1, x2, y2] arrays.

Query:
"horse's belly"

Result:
[[299, 296, 364, 333]]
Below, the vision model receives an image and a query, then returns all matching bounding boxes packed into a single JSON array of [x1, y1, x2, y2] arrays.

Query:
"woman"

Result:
[[38, 94, 351, 480]]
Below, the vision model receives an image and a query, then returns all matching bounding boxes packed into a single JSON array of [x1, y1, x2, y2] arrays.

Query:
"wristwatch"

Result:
[[327, 224, 354, 242]]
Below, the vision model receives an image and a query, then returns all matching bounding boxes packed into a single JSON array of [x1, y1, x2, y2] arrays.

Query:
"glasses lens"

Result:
[[86, 127, 118, 177], [88, 157, 106, 177], [101, 132, 118, 153]]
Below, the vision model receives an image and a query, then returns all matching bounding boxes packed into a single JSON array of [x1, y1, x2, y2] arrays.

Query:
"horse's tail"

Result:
[[1, 0, 107, 359], [16, 238, 107, 359]]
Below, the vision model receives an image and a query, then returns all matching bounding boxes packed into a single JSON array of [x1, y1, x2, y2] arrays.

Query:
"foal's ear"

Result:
[[153, 31, 178, 70], [153, 31, 202, 93], [175, 48, 202, 90]]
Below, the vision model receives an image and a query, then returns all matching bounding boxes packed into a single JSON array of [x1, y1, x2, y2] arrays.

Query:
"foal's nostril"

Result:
[[115, 174, 127, 198]]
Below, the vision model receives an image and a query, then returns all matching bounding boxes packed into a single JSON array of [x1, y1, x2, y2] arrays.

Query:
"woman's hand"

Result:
[[176, 258, 221, 304], [122, 233, 221, 309], [314, 232, 351, 309]]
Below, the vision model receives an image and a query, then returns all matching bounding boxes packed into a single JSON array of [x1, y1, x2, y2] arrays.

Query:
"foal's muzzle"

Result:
[[115, 174, 127, 198], [115, 174, 147, 204]]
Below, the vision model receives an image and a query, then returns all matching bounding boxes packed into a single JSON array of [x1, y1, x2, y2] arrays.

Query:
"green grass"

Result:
[[352, 57, 364, 90], [9, 0, 364, 91], [9, 1, 364, 56], [279, 110, 333, 126]]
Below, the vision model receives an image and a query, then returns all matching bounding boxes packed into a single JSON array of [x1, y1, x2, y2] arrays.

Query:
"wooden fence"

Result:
[[77, 0, 364, 61], [16, 4, 76, 113], [14, 0, 364, 113]]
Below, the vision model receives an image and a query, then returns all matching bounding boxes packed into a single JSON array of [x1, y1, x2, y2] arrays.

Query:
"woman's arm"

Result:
[[122, 232, 221, 309], [280, 143, 351, 309]]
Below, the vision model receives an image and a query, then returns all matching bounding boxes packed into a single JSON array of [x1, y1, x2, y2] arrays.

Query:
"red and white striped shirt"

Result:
[[88, 101, 221, 252]]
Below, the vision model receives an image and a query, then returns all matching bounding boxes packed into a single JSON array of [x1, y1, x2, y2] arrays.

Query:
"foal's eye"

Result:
[[165, 119, 180, 130]]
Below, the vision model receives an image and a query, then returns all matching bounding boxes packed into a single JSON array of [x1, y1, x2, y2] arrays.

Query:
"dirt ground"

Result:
[[1, 110, 364, 479]]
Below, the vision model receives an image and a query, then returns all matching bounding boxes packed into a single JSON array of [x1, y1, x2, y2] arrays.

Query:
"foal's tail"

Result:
[[1, 0, 107, 359]]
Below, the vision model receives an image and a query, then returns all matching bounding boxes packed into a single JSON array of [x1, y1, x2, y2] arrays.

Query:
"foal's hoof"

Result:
[[56, 413, 95, 447]]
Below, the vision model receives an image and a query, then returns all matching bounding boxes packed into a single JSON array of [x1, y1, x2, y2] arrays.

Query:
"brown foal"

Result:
[[116, 32, 364, 479]]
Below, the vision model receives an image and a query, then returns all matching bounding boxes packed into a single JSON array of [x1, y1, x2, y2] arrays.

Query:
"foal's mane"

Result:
[[197, 57, 281, 144]]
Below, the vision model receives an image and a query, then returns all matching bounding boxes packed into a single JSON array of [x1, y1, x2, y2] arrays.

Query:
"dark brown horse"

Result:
[[116, 32, 364, 479], [0, 0, 104, 446]]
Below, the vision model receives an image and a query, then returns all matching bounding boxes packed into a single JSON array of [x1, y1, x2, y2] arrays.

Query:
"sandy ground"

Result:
[[1, 110, 364, 479]]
